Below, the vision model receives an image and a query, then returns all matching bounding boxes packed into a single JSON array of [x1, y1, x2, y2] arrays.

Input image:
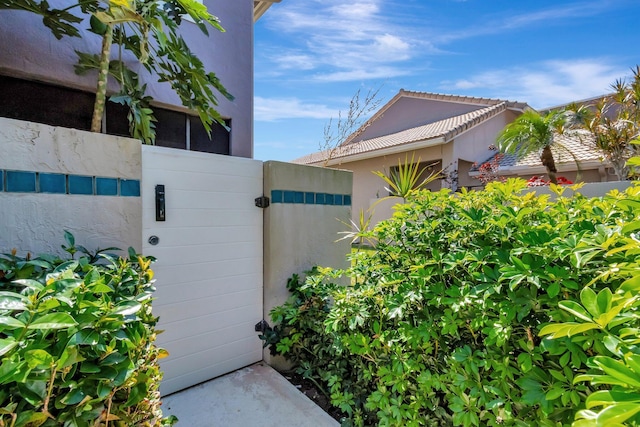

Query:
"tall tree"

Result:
[[496, 109, 569, 185], [1, 0, 232, 144], [566, 66, 640, 180]]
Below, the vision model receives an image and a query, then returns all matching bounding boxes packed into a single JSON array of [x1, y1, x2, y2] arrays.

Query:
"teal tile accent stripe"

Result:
[[0, 169, 140, 197], [271, 190, 351, 206], [7, 171, 36, 192]]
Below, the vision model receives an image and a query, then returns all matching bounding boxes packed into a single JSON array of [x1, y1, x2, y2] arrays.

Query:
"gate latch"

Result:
[[255, 196, 270, 208]]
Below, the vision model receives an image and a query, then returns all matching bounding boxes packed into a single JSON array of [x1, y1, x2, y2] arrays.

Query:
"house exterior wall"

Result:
[[357, 97, 483, 142], [453, 110, 519, 163], [334, 145, 446, 223], [0, 0, 253, 157], [455, 110, 520, 188]]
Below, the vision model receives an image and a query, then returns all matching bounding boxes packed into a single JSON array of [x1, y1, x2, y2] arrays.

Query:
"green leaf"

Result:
[[559, 300, 593, 322], [539, 322, 599, 338], [12, 279, 44, 291], [547, 281, 560, 298], [64, 230, 75, 247], [53, 260, 79, 274], [27, 313, 77, 329], [574, 374, 629, 387], [0, 292, 29, 311], [60, 388, 87, 405], [595, 303, 627, 329], [580, 287, 599, 317], [594, 403, 640, 425], [620, 275, 640, 293], [57, 346, 85, 369], [0, 315, 26, 329], [596, 288, 613, 318], [626, 354, 640, 375], [19, 411, 48, 427], [89, 13, 107, 35], [70, 329, 101, 345], [545, 387, 565, 400], [25, 349, 54, 368], [0, 338, 18, 357], [586, 390, 640, 409], [621, 221, 640, 234], [112, 301, 142, 316], [124, 381, 148, 407], [592, 356, 640, 388]]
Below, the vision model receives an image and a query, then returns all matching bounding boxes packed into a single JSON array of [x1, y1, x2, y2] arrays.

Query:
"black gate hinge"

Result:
[[255, 319, 270, 332], [255, 195, 270, 208]]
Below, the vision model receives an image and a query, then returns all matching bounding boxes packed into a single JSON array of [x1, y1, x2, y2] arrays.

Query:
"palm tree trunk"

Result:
[[90, 25, 113, 133], [540, 145, 558, 184]]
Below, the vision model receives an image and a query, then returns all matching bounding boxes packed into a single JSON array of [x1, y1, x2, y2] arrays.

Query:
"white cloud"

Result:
[[441, 59, 628, 108], [373, 34, 410, 60], [435, 1, 614, 44], [275, 53, 316, 71], [261, 0, 417, 82], [254, 96, 337, 121], [315, 67, 412, 83]]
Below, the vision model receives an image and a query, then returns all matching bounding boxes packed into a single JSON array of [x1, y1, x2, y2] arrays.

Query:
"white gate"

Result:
[[141, 146, 264, 396]]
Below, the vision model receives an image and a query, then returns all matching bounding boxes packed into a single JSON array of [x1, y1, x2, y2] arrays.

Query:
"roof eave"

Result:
[[254, 0, 281, 22], [323, 137, 446, 166], [468, 160, 607, 176]]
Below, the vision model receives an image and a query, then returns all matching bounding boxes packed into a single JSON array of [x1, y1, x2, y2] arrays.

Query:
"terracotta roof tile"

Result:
[[479, 130, 603, 171], [293, 102, 510, 165]]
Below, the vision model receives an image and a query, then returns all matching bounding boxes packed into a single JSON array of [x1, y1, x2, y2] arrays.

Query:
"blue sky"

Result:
[[253, 0, 640, 162]]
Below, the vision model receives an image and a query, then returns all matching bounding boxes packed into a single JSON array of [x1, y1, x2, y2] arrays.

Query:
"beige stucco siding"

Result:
[[453, 110, 519, 163], [334, 145, 448, 222]]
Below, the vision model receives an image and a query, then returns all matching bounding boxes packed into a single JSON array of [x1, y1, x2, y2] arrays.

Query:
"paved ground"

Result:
[[161, 362, 339, 427]]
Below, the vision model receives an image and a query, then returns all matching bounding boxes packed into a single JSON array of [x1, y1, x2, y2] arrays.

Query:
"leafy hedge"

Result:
[[262, 179, 640, 426], [0, 233, 175, 426]]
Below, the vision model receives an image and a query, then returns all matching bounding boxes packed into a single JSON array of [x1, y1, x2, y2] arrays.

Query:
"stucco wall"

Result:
[[332, 145, 445, 223], [0, 0, 253, 157], [454, 110, 518, 163], [263, 161, 352, 368], [0, 117, 142, 257]]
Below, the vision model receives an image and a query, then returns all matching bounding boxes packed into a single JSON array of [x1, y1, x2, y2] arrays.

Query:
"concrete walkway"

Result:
[[162, 363, 339, 427]]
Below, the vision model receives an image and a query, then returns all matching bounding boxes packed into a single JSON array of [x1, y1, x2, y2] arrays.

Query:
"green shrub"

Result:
[[540, 195, 640, 426], [0, 232, 176, 426], [263, 179, 640, 426]]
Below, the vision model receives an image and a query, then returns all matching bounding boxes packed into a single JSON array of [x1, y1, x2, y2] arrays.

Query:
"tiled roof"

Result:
[[340, 89, 528, 146], [478, 130, 603, 171], [293, 102, 512, 165], [393, 89, 527, 108], [538, 93, 611, 115]]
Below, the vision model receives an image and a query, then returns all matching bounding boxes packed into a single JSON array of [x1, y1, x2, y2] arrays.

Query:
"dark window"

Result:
[[155, 109, 187, 150], [190, 117, 230, 154], [0, 75, 93, 131], [0, 75, 231, 155], [105, 101, 131, 138], [389, 159, 443, 195]]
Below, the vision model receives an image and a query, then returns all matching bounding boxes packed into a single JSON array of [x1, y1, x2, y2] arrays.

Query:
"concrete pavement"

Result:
[[161, 363, 340, 427]]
